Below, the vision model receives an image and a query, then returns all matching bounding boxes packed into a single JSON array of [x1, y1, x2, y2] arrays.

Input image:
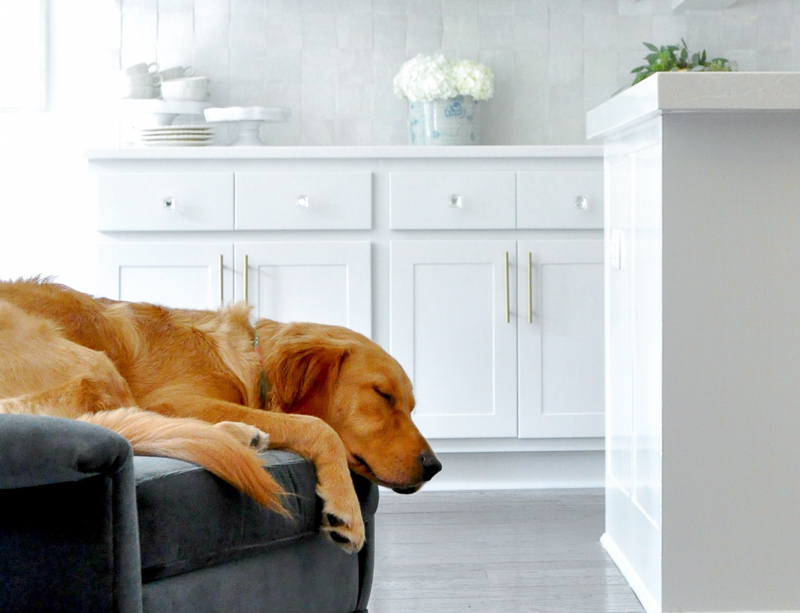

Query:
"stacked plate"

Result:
[[138, 126, 215, 147]]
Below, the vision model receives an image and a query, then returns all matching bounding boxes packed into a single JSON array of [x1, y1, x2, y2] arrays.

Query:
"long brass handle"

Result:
[[527, 252, 533, 323], [243, 254, 249, 305], [219, 254, 224, 308], [504, 251, 510, 324]]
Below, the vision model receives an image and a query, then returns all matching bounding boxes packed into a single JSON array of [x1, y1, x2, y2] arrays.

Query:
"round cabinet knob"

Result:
[[163, 197, 176, 209], [297, 195, 310, 208], [574, 195, 588, 210], [449, 194, 463, 209]]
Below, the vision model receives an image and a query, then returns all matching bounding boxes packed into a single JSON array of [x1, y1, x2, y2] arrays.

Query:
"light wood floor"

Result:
[[368, 489, 644, 613]]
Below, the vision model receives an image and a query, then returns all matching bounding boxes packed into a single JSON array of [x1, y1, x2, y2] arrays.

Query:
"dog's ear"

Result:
[[263, 324, 351, 413]]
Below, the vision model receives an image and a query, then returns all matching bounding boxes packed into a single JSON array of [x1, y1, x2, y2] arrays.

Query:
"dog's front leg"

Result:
[[145, 396, 365, 553]]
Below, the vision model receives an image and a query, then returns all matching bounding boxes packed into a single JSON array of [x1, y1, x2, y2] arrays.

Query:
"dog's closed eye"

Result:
[[373, 386, 394, 406]]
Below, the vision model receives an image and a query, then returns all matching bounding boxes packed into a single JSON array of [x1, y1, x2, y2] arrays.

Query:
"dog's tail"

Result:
[[79, 408, 289, 517]]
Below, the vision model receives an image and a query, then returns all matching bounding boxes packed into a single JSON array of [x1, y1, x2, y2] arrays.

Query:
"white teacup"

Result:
[[125, 62, 159, 76], [159, 66, 195, 81]]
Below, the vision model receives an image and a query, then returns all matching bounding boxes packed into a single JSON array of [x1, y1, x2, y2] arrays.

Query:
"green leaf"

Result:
[[644, 42, 659, 52]]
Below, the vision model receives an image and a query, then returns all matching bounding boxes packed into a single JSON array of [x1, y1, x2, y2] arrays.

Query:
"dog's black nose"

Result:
[[420, 450, 442, 481]]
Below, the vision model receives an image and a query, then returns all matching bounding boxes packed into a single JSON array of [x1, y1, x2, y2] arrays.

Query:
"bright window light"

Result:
[[0, 0, 47, 110]]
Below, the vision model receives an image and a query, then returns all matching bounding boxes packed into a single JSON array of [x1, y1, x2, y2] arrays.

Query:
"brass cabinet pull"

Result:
[[243, 254, 249, 305], [527, 252, 533, 323], [504, 251, 510, 324], [219, 254, 224, 308]]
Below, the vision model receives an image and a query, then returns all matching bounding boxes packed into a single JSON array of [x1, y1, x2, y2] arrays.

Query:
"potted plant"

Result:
[[631, 39, 734, 85], [393, 54, 494, 146]]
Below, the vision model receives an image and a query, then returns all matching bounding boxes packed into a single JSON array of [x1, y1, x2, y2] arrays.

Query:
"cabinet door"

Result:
[[237, 242, 372, 338], [517, 239, 604, 438], [390, 240, 518, 439], [98, 243, 234, 309]]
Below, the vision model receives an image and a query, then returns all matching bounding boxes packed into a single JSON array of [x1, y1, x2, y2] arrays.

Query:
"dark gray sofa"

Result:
[[0, 414, 378, 613]]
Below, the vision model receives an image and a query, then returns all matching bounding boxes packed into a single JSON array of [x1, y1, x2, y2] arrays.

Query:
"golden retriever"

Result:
[[0, 278, 441, 552]]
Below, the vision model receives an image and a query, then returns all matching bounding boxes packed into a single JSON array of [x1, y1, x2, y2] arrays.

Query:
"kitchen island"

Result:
[[588, 72, 800, 613]]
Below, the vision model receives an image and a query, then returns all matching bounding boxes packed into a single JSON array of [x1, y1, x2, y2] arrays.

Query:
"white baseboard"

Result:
[[599, 534, 800, 613], [601, 533, 661, 613], [410, 450, 604, 491]]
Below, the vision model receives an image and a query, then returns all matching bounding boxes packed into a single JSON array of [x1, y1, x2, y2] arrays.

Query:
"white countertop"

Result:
[[85, 145, 602, 160], [586, 72, 800, 140]]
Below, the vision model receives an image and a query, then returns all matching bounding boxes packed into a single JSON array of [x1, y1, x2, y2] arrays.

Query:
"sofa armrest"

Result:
[[0, 415, 143, 613], [351, 473, 379, 613], [0, 414, 133, 489]]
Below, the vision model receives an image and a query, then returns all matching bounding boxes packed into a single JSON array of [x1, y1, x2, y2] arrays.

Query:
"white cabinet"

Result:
[[99, 240, 371, 335], [518, 240, 604, 438], [90, 146, 605, 488], [390, 238, 604, 440], [390, 171, 516, 230], [589, 73, 800, 612], [235, 172, 372, 230], [237, 241, 371, 337], [97, 172, 234, 232], [98, 242, 234, 309], [390, 240, 518, 439]]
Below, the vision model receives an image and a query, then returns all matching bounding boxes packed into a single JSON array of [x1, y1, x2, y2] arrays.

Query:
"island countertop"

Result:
[[586, 72, 800, 140]]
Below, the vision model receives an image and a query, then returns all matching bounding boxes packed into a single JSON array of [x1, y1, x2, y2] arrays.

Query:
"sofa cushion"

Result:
[[134, 450, 321, 582]]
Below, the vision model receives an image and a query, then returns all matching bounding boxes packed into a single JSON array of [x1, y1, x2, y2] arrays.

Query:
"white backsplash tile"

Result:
[[105, 0, 800, 145], [302, 13, 339, 47], [337, 12, 373, 49], [373, 13, 408, 49], [442, 12, 479, 57]]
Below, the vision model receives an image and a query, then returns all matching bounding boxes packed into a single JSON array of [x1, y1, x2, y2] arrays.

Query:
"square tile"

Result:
[[338, 12, 374, 48]]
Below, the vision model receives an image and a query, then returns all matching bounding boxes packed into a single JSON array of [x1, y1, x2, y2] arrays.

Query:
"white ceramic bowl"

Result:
[[163, 76, 209, 89], [161, 86, 209, 101], [121, 84, 155, 99]]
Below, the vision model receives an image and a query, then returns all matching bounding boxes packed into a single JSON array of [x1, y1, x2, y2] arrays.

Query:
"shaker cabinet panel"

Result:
[[98, 242, 234, 310], [517, 171, 603, 229], [390, 171, 516, 230], [517, 240, 605, 438], [390, 240, 518, 439], [235, 172, 372, 230], [97, 172, 234, 231], [237, 241, 372, 338]]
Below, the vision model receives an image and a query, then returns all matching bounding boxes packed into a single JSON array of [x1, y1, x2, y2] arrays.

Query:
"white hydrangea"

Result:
[[393, 54, 494, 102], [451, 59, 495, 101]]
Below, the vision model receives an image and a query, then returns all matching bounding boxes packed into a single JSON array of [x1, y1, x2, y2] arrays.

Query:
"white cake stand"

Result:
[[203, 106, 291, 146]]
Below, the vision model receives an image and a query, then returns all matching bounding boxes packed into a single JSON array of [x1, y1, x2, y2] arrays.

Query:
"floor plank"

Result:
[[368, 489, 644, 613]]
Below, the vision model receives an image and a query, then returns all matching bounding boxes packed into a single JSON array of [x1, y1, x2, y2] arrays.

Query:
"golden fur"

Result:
[[0, 279, 440, 552]]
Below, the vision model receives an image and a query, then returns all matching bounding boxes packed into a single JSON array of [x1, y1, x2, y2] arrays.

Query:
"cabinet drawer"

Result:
[[517, 171, 603, 229], [235, 172, 372, 230], [390, 172, 516, 230], [97, 172, 234, 231]]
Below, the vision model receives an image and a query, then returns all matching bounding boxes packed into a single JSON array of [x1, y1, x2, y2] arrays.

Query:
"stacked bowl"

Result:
[[161, 76, 210, 102]]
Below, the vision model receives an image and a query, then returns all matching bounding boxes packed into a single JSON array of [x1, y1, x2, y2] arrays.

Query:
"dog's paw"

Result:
[[317, 483, 365, 554], [215, 421, 270, 452]]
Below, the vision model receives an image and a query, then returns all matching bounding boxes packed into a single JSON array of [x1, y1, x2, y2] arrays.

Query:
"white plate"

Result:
[[142, 139, 211, 146], [140, 132, 213, 138], [139, 128, 212, 134], [141, 126, 212, 131], [140, 136, 213, 142]]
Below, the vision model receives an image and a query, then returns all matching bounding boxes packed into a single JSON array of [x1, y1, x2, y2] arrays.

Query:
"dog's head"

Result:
[[256, 321, 441, 493]]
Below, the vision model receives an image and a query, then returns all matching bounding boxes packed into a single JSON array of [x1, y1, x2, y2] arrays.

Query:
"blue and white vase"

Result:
[[408, 95, 480, 146]]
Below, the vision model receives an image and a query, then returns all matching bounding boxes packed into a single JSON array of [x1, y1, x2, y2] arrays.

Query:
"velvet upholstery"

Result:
[[0, 415, 378, 613], [0, 414, 142, 613]]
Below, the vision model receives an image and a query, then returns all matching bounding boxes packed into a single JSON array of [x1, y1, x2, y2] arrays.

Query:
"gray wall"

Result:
[[114, 0, 800, 145]]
